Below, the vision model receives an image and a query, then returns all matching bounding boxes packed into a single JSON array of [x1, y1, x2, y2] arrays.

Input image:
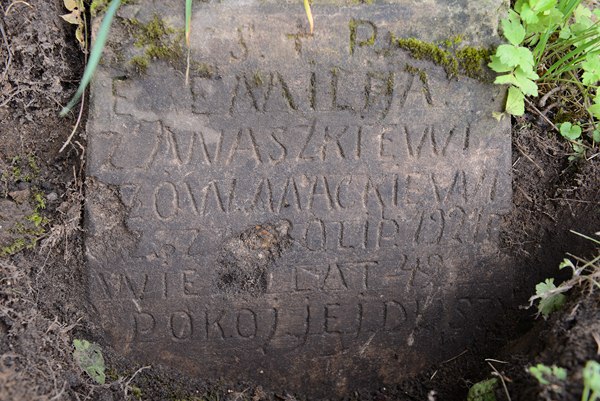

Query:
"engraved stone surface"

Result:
[[86, 0, 512, 396]]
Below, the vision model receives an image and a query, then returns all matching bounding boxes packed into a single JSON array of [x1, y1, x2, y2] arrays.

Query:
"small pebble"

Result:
[[8, 189, 30, 203], [47, 192, 58, 202]]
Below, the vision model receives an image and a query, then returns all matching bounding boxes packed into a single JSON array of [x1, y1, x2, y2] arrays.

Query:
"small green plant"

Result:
[[532, 277, 568, 318], [490, 0, 600, 157], [529, 363, 567, 385], [560, 121, 583, 139], [73, 339, 106, 385], [131, 385, 143, 399], [558, 121, 587, 159], [528, 231, 600, 319], [582, 360, 600, 401], [467, 378, 498, 401]]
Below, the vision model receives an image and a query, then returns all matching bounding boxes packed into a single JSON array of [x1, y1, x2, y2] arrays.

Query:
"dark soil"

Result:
[[0, 1, 599, 401]]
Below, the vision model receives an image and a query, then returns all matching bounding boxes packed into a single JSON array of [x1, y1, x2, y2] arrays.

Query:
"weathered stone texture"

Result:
[[86, 0, 511, 396]]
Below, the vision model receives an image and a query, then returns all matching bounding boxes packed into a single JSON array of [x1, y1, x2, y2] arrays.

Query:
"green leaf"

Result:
[[496, 45, 521, 66], [588, 103, 600, 120], [558, 24, 571, 39], [572, 140, 584, 154], [488, 55, 514, 73], [495, 73, 519, 86], [496, 44, 534, 68], [467, 378, 498, 401], [581, 53, 600, 86], [514, 67, 539, 96], [530, 0, 557, 13], [514, 0, 526, 14], [521, 3, 540, 24], [529, 364, 567, 385], [495, 70, 538, 96], [73, 339, 106, 384], [535, 278, 567, 319], [502, 10, 526, 46], [553, 366, 567, 380], [593, 129, 600, 143], [583, 360, 600, 392], [559, 258, 575, 270], [506, 86, 525, 116], [559, 122, 582, 140], [526, 9, 564, 34], [574, 4, 593, 28], [516, 61, 538, 77]]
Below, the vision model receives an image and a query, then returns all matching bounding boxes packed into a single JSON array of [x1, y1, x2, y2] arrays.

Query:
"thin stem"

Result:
[[60, 2, 89, 153], [304, 0, 313, 34]]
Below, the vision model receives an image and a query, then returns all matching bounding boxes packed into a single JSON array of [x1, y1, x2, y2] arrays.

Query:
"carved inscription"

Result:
[[86, 0, 512, 395], [129, 299, 414, 344]]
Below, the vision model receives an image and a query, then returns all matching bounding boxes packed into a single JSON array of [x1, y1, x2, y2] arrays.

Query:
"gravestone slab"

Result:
[[86, 0, 512, 396]]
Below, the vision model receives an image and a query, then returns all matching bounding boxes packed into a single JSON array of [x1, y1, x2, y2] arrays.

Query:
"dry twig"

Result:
[[4, 1, 34, 16], [486, 359, 512, 401]]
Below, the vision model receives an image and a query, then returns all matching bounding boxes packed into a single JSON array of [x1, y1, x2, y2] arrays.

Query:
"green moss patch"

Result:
[[0, 191, 48, 257], [404, 63, 428, 85], [125, 15, 184, 73], [0, 155, 49, 257], [395, 35, 490, 80]]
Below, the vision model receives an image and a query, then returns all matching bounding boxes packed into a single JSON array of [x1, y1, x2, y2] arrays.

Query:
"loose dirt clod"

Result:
[[217, 221, 291, 296]]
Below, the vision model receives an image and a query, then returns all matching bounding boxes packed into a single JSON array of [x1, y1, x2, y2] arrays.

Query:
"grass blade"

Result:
[[185, 0, 192, 47], [304, 0, 313, 34], [60, 0, 121, 116]]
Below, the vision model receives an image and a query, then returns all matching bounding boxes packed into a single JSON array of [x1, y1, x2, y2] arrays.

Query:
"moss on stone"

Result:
[[130, 55, 150, 73], [349, 18, 376, 54], [191, 62, 216, 79], [404, 64, 428, 85], [456, 46, 490, 81], [125, 15, 184, 74], [397, 37, 458, 77], [349, 19, 359, 54], [396, 36, 491, 81], [252, 71, 265, 87]]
